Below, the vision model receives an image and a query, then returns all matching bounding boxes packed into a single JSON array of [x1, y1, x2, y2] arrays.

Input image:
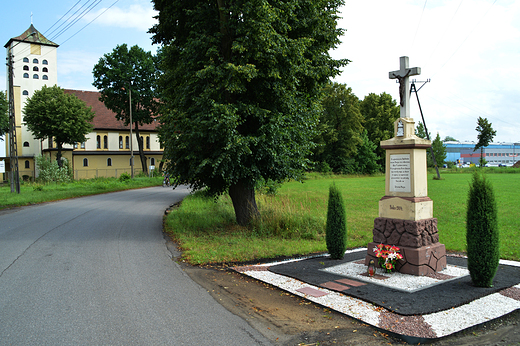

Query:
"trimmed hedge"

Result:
[[466, 172, 499, 287], [326, 183, 347, 259]]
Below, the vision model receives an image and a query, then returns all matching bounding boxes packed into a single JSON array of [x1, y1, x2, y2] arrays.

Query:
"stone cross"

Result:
[[389, 56, 421, 118]]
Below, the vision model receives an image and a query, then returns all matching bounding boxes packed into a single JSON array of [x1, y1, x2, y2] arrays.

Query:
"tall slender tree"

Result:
[[474, 117, 497, 167], [92, 44, 158, 174], [150, 0, 347, 225]]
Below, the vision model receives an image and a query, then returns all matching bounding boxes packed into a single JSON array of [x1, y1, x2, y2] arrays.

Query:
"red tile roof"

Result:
[[63, 89, 160, 132]]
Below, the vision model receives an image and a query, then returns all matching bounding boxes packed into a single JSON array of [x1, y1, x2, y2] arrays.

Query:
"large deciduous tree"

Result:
[[313, 82, 364, 173], [0, 91, 8, 139], [474, 117, 496, 167], [359, 92, 399, 167], [23, 85, 94, 167], [92, 44, 158, 175], [150, 0, 347, 226]]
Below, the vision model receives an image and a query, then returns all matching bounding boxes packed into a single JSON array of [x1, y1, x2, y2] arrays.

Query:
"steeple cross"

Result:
[[389, 56, 421, 118]]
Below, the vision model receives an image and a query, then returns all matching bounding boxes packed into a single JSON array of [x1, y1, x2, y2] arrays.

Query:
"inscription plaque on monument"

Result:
[[390, 154, 410, 193]]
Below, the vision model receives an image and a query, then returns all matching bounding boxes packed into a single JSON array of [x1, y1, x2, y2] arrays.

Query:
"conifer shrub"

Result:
[[326, 183, 347, 259], [466, 172, 499, 287]]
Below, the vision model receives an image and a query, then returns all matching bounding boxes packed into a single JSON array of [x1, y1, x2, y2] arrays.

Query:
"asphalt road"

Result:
[[0, 186, 272, 345]]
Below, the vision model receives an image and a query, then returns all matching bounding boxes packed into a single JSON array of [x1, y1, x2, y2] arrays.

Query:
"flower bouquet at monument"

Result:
[[374, 244, 403, 273]]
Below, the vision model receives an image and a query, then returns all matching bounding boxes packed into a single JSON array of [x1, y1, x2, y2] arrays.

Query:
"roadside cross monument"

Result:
[[365, 56, 446, 276]]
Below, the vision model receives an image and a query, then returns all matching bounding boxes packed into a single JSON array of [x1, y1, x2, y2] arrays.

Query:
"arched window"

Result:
[[103, 135, 108, 149], [119, 136, 123, 149], [23, 73, 29, 78], [23, 57, 29, 63], [42, 59, 48, 65], [80, 142, 85, 149], [23, 141, 29, 147], [107, 158, 112, 166], [43, 75, 48, 80], [22, 90, 29, 96], [33, 58, 39, 64], [33, 66, 39, 71], [146, 136, 150, 149], [23, 65, 29, 71], [83, 158, 89, 167], [125, 136, 129, 149], [96, 135, 101, 149], [42, 67, 48, 72], [25, 160, 30, 169], [150, 158, 155, 166], [33, 74, 39, 79]]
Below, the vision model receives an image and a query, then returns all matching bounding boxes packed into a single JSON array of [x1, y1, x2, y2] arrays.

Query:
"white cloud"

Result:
[[82, 4, 158, 31]]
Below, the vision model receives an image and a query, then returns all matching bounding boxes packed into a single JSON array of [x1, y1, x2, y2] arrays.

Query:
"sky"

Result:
[[2, 0, 519, 143]]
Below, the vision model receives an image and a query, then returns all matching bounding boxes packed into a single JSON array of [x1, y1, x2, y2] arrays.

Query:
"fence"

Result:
[[74, 168, 146, 180]]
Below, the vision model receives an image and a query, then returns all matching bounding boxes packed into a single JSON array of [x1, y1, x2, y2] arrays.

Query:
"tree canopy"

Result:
[[0, 91, 8, 140], [92, 44, 158, 174], [150, 0, 347, 225], [474, 117, 496, 167], [23, 85, 94, 166]]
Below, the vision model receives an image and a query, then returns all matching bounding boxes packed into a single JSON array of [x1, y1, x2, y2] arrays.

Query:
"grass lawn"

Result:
[[165, 170, 520, 264]]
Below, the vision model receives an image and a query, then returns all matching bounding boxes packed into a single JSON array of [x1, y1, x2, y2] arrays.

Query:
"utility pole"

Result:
[[7, 46, 20, 193], [410, 79, 441, 180], [129, 87, 134, 178]]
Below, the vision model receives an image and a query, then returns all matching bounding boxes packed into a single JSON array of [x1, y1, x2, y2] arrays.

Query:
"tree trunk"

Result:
[[56, 142, 63, 168], [133, 122, 148, 174], [228, 179, 260, 226]]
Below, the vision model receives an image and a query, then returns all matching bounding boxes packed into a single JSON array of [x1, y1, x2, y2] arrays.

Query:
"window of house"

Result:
[[23, 57, 29, 63], [48, 137, 53, 148], [150, 158, 155, 166], [83, 158, 88, 167], [23, 141, 29, 147], [107, 158, 112, 166], [103, 135, 108, 149], [43, 75, 48, 80], [33, 74, 39, 79], [43, 67, 48, 72], [23, 65, 29, 71], [33, 66, 39, 71], [42, 59, 48, 65], [81, 142, 85, 149], [33, 58, 39, 64], [146, 136, 150, 149], [74, 143, 78, 149], [23, 73, 29, 78], [25, 160, 30, 169], [125, 136, 129, 149], [23, 90, 29, 96], [119, 136, 123, 149], [97, 135, 101, 149]]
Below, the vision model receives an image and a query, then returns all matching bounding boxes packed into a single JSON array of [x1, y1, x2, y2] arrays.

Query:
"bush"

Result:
[[466, 172, 499, 287], [119, 172, 131, 182], [35, 155, 72, 183], [325, 183, 347, 259]]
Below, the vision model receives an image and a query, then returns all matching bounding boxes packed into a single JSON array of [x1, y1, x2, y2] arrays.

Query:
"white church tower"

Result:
[[3, 24, 59, 181]]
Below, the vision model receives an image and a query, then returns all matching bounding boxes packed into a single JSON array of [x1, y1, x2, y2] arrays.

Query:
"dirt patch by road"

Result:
[[179, 261, 520, 345]]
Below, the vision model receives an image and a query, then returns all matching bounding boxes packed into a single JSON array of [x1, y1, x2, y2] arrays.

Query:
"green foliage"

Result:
[[35, 155, 72, 183], [352, 130, 381, 174], [444, 136, 457, 142], [0, 91, 8, 139], [92, 44, 158, 174], [474, 117, 497, 168], [430, 133, 447, 168], [119, 172, 131, 182], [359, 92, 399, 167], [150, 0, 348, 225], [325, 183, 347, 259], [23, 85, 94, 167], [466, 172, 499, 287], [313, 82, 364, 173], [415, 121, 429, 139]]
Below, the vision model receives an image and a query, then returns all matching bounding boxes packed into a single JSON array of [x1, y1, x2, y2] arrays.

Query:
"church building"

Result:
[[3, 25, 163, 181]]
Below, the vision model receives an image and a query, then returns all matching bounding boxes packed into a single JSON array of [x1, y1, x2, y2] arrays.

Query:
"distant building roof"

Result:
[[63, 89, 160, 132], [4, 24, 59, 48]]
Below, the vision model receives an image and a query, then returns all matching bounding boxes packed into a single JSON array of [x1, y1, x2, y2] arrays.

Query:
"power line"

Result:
[[43, 0, 82, 38]]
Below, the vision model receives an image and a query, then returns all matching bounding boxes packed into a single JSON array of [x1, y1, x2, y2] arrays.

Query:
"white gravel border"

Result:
[[235, 249, 520, 339]]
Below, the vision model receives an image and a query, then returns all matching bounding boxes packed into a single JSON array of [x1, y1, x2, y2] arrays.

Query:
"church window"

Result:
[[48, 137, 53, 148], [81, 142, 85, 149], [74, 143, 78, 149], [25, 160, 30, 169], [97, 135, 101, 149], [43, 75, 48, 80], [83, 158, 89, 167], [119, 136, 123, 149], [33, 74, 39, 79], [146, 136, 150, 149], [23, 141, 30, 147], [107, 158, 112, 166], [150, 158, 155, 166], [23, 65, 29, 71], [23, 57, 29, 63], [103, 135, 108, 149], [42, 59, 48, 65], [33, 58, 39, 64], [125, 136, 129, 149], [33, 66, 39, 71], [43, 67, 48, 72], [23, 73, 29, 78], [23, 90, 29, 96]]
